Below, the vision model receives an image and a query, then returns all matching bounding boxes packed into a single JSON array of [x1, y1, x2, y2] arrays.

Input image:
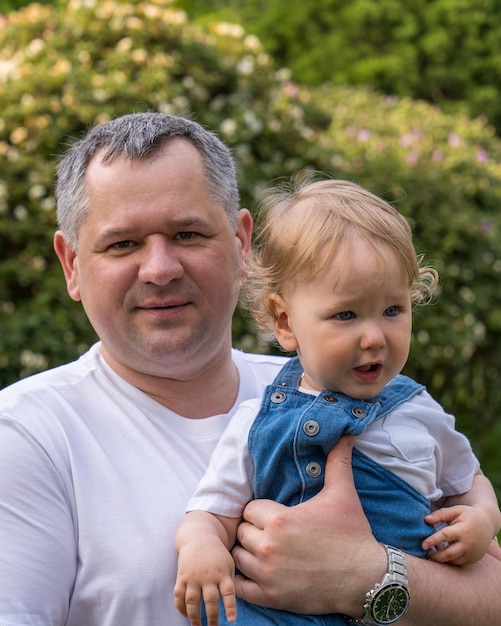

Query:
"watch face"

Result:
[[370, 583, 410, 624]]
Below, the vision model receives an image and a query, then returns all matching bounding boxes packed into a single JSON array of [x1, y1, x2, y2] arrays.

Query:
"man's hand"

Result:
[[232, 435, 386, 617]]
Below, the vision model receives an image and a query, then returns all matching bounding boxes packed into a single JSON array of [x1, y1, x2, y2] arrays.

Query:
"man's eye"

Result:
[[175, 232, 197, 240], [334, 311, 355, 321], [110, 240, 135, 250]]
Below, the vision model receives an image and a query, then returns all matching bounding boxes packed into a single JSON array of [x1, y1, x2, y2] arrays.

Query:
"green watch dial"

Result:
[[370, 583, 410, 624]]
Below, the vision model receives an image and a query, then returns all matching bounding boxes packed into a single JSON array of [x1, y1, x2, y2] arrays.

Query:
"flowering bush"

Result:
[[1, 1, 501, 492], [315, 85, 501, 486], [182, 0, 501, 134], [0, 0, 323, 383]]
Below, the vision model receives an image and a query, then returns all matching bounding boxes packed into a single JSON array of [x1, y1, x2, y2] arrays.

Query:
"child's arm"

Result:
[[422, 470, 501, 565], [174, 510, 240, 626]]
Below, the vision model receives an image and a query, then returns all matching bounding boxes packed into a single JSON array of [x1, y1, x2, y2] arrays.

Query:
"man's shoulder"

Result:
[[0, 343, 100, 407], [232, 349, 288, 395], [233, 349, 287, 367]]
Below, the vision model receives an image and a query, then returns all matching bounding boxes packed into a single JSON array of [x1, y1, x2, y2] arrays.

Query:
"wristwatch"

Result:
[[347, 544, 410, 625]]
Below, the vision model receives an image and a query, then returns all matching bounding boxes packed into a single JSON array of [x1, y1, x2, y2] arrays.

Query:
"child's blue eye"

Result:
[[335, 311, 355, 321], [385, 305, 400, 317]]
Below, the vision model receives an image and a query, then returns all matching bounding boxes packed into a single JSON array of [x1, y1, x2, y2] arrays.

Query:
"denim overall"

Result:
[[216, 357, 433, 626]]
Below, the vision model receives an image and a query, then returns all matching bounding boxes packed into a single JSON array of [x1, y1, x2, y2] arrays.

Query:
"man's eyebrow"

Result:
[[97, 227, 137, 242], [98, 227, 137, 239], [97, 217, 213, 240], [168, 216, 213, 229]]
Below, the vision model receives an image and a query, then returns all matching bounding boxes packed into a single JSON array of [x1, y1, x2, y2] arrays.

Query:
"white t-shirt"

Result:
[[188, 390, 480, 518], [0, 342, 285, 626]]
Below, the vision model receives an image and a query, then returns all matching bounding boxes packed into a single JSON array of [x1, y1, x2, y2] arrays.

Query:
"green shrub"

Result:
[[1, 0, 501, 496], [0, 0, 325, 385], [178, 0, 501, 133], [314, 85, 501, 492]]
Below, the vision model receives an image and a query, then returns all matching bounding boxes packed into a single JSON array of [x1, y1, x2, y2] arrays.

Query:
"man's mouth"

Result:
[[136, 300, 191, 318], [141, 299, 189, 310]]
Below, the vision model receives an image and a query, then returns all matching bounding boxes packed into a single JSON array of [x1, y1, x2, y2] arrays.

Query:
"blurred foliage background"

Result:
[[1, 0, 501, 500]]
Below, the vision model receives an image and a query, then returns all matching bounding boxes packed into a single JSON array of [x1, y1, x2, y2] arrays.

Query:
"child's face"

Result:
[[273, 236, 412, 399]]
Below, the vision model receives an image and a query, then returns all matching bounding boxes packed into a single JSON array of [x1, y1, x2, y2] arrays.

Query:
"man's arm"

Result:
[[0, 417, 75, 623], [402, 548, 501, 625], [232, 436, 501, 624]]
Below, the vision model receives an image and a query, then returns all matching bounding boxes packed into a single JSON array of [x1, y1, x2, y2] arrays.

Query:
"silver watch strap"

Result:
[[346, 544, 409, 625], [383, 545, 408, 586]]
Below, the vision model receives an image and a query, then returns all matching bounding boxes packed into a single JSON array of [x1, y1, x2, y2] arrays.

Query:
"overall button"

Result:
[[352, 406, 367, 418], [270, 391, 287, 404], [323, 394, 338, 404], [306, 462, 322, 478], [303, 420, 320, 436]]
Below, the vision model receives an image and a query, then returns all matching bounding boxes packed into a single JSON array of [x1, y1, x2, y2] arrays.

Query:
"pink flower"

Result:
[[357, 129, 372, 142]]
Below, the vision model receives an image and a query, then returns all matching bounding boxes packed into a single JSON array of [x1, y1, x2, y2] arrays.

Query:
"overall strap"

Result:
[[269, 356, 424, 418]]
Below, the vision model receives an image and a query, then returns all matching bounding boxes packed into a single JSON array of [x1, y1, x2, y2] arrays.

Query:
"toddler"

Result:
[[174, 175, 501, 626]]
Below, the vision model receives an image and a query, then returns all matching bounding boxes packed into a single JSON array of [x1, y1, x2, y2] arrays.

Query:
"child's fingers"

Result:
[[183, 585, 204, 626], [203, 584, 224, 626], [422, 527, 455, 551], [426, 543, 469, 565], [220, 576, 237, 623], [422, 520, 464, 551], [173, 580, 190, 618], [425, 506, 460, 526]]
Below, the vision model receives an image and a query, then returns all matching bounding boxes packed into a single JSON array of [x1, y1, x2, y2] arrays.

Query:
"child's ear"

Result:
[[269, 294, 298, 352]]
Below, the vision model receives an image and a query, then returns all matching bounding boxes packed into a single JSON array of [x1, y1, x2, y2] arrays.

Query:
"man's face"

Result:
[[55, 139, 252, 382]]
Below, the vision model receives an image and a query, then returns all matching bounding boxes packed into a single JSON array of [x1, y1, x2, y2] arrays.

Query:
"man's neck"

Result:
[[100, 345, 240, 419]]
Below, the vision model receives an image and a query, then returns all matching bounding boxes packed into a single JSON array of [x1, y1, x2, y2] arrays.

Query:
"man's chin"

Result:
[[131, 334, 207, 367]]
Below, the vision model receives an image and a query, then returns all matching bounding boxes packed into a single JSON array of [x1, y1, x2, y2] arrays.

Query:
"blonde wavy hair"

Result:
[[244, 173, 439, 342]]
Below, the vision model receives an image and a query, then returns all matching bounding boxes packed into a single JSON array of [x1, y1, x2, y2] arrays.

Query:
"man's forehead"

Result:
[[90, 136, 200, 167]]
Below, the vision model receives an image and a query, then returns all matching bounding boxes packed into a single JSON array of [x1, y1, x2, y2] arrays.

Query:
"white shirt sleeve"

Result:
[[186, 398, 261, 518], [356, 389, 480, 502], [0, 416, 76, 624]]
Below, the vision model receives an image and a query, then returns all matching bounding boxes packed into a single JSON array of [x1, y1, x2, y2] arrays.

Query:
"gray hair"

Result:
[[55, 112, 240, 249]]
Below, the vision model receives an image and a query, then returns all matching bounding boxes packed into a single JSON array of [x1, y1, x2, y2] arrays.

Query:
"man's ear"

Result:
[[53, 230, 82, 301], [235, 208, 253, 274], [269, 294, 298, 352]]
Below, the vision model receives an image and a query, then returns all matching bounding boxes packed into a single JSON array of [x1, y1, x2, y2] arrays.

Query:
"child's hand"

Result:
[[174, 538, 237, 626], [423, 505, 495, 565]]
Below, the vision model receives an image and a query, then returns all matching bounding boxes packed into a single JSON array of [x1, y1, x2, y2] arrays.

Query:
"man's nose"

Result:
[[137, 238, 184, 285]]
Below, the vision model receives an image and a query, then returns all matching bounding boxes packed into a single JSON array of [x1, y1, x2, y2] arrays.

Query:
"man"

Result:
[[0, 112, 499, 625]]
